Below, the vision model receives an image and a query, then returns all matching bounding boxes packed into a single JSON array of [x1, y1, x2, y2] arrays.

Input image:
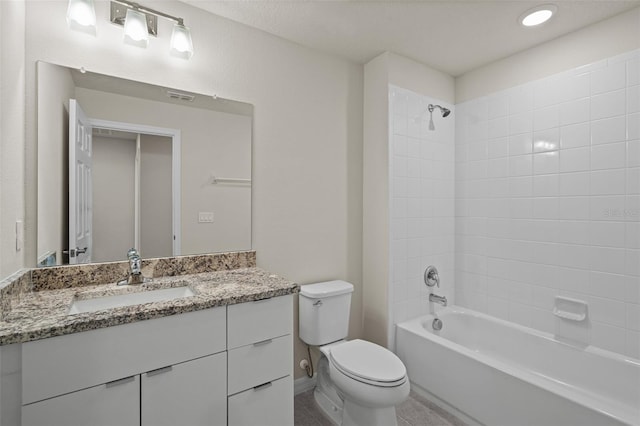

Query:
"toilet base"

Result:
[[342, 400, 398, 426]]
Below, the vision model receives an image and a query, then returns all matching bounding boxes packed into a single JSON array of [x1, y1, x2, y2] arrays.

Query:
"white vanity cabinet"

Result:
[[227, 295, 294, 426], [21, 307, 227, 426], [17, 294, 294, 426]]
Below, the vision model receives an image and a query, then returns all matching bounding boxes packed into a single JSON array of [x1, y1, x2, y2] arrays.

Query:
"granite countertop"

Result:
[[0, 267, 298, 346]]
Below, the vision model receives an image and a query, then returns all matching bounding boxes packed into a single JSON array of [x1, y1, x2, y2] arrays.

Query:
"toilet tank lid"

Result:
[[300, 280, 354, 298]]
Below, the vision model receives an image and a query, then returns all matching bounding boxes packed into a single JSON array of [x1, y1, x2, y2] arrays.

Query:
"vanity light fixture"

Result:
[[66, 0, 97, 35], [109, 0, 194, 59], [519, 4, 557, 27]]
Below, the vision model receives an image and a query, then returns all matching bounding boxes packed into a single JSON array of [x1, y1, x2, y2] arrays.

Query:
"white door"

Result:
[[68, 99, 93, 264]]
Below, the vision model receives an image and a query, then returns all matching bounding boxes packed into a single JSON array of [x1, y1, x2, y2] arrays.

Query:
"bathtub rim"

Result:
[[396, 305, 640, 426]]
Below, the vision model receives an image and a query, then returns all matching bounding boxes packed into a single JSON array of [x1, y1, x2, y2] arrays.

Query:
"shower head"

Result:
[[426, 104, 451, 131]]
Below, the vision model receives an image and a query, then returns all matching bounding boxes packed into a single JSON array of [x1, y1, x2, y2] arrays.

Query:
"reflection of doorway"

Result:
[[92, 129, 173, 262], [85, 117, 181, 263]]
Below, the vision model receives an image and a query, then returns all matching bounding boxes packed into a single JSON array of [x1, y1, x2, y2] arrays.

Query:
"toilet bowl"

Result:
[[299, 280, 410, 426]]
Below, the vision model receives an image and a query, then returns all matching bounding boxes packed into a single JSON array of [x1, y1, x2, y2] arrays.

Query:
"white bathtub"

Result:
[[396, 306, 640, 426]]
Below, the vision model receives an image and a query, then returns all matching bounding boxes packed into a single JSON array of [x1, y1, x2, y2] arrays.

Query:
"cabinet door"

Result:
[[142, 352, 227, 426], [228, 375, 293, 426], [22, 375, 139, 426]]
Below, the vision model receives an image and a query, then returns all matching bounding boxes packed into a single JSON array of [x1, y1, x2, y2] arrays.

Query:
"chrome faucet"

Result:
[[429, 293, 447, 306], [117, 248, 145, 285]]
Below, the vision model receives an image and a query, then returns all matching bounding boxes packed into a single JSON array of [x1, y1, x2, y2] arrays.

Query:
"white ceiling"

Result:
[[182, 0, 640, 76]]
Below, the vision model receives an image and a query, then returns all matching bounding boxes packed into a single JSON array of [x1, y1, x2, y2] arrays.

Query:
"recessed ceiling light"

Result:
[[519, 4, 557, 27]]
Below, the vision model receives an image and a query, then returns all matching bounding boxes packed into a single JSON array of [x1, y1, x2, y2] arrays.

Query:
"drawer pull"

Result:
[[253, 338, 273, 346], [106, 376, 135, 388], [253, 381, 273, 391], [146, 366, 173, 377]]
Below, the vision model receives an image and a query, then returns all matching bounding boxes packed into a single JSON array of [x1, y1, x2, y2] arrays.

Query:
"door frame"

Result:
[[90, 118, 182, 256]]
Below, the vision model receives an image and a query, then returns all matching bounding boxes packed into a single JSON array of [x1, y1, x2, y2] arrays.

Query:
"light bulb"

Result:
[[66, 0, 96, 35], [170, 23, 194, 59], [123, 9, 149, 48], [519, 5, 557, 27]]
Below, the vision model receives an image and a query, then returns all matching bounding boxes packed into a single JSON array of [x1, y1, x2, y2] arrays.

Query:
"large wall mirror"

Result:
[[37, 61, 252, 267]]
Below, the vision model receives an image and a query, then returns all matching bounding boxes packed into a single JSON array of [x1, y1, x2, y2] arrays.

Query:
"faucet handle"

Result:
[[424, 265, 440, 288], [127, 248, 139, 260]]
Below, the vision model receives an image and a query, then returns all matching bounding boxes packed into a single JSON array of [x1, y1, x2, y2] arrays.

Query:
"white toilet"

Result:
[[299, 280, 410, 426]]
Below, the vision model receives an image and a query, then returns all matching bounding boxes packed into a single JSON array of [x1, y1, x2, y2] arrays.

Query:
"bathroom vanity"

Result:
[[0, 251, 297, 426]]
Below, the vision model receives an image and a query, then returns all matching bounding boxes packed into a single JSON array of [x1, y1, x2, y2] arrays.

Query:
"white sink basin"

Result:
[[69, 286, 196, 315]]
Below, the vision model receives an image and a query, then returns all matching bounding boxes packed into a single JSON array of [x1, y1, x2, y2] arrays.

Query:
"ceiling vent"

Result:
[[166, 90, 195, 102]]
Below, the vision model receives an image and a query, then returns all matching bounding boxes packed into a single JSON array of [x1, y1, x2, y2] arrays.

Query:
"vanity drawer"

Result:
[[227, 294, 292, 349], [22, 306, 226, 405], [228, 334, 292, 395], [228, 375, 293, 426]]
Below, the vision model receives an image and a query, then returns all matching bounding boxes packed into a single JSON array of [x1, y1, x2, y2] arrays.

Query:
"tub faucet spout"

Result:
[[429, 293, 447, 307]]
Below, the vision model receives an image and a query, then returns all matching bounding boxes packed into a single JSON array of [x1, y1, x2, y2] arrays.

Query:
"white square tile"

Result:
[[590, 195, 626, 221], [588, 271, 628, 301], [510, 111, 534, 135], [588, 295, 626, 327], [488, 157, 509, 178], [487, 297, 509, 320], [407, 138, 421, 158], [591, 322, 627, 354], [559, 197, 591, 220], [407, 158, 421, 178], [393, 134, 408, 156], [591, 116, 626, 145], [591, 89, 626, 120], [392, 197, 407, 219], [591, 60, 626, 95], [556, 266, 590, 293], [533, 174, 559, 197], [533, 105, 559, 131], [590, 169, 626, 195], [508, 302, 533, 327], [627, 57, 639, 86], [557, 244, 591, 270], [589, 221, 626, 247], [560, 122, 590, 149], [626, 330, 640, 359], [488, 137, 509, 159], [534, 76, 563, 109], [531, 285, 557, 309], [559, 98, 590, 126], [488, 117, 509, 138], [626, 303, 640, 331], [628, 85, 640, 114], [591, 142, 626, 170], [509, 198, 533, 219], [533, 128, 560, 153], [560, 72, 590, 102], [533, 197, 559, 219], [557, 220, 590, 245], [393, 157, 408, 177], [488, 93, 509, 119], [509, 155, 533, 177], [629, 113, 640, 141], [628, 140, 640, 168], [533, 152, 559, 175], [626, 223, 640, 249], [559, 147, 590, 173], [627, 195, 640, 222], [627, 249, 640, 276], [509, 176, 533, 197], [467, 140, 488, 161], [559, 172, 590, 196], [628, 168, 640, 195], [509, 84, 533, 114], [509, 133, 533, 155], [393, 114, 408, 136]]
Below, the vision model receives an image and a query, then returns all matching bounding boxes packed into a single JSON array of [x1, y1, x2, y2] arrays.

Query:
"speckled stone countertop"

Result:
[[0, 267, 298, 346]]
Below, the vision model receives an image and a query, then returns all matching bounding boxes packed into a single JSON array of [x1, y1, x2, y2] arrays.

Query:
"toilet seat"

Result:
[[329, 339, 407, 388]]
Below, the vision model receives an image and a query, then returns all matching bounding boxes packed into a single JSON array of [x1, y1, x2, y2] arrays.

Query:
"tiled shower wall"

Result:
[[389, 86, 456, 333], [455, 50, 640, 358]]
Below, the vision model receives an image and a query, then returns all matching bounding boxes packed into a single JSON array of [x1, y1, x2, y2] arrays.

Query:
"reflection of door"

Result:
[[68, 99, 93, 264]]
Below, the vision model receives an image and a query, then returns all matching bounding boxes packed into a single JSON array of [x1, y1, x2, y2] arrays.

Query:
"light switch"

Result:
[[198, 212, 214, 223]]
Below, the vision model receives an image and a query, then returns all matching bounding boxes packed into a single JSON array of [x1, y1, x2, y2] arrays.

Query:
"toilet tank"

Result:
[[299, 280, 353, 346]]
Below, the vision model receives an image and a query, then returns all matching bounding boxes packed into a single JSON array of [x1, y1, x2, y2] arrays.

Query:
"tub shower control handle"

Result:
[[424, 266, 440, 287]]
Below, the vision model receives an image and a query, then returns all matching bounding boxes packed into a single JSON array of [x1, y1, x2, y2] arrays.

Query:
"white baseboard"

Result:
[[294, 374, 317, 395], [410, 382, 482, 426]]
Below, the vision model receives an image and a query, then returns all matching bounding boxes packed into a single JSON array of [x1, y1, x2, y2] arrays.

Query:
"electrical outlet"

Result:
[[198, 212, 214, 223]]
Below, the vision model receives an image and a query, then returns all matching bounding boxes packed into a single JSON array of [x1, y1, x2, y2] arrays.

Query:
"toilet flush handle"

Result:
[[313, 300, 323, 306]]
